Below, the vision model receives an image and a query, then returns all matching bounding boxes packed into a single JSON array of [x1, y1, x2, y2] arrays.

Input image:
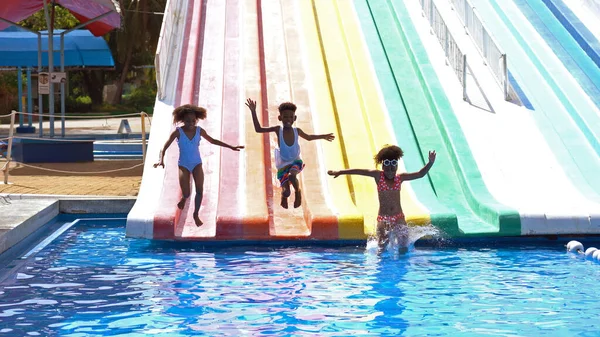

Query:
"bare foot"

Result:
[[294, 190, 302, 208], [281, 195, 288, 209], [282, 185, 291, 198], [177, 197, 188, 210], [193, 214, 203, 227]]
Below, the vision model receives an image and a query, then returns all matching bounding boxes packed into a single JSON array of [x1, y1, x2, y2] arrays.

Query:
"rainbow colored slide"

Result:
[[127, 0, 600, 241], [126, 0, 437, 241]]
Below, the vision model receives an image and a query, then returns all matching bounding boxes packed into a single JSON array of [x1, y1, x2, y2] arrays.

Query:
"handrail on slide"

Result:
[[419, 0, 469, 100], [448, 0, 509, 100]]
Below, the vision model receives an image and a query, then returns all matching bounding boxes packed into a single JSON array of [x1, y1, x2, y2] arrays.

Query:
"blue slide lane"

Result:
[[508, 71, 534, 110], [470, 0, 600, 203], [514, 0, 600, 111], [484, 0, 600, 159], [543, 0, 600, 70]]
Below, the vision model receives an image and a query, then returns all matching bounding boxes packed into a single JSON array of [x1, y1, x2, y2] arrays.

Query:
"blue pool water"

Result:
[[1, 220, 600, 336]]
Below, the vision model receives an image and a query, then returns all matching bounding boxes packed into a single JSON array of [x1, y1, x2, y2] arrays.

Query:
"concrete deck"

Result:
[[0, 116, 145, 256]]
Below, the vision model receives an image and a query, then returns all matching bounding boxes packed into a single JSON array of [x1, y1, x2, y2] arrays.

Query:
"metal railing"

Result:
[[449, 0, 508, 100], [1, 111, 150, 185], [420, 0, 468, 100], [155, 0, 185, 99]]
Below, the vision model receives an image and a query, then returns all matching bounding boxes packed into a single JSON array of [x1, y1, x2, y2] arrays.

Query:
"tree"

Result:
[[110, 0, 166, 104], [18, 1, 167, 107], [19, 5, 79, 31]]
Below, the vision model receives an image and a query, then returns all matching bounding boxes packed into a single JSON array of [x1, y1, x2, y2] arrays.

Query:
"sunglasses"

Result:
[[383, 159, 398, 167]]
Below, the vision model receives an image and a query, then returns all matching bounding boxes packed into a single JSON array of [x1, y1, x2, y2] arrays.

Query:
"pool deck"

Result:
[[0, 116, 144, 255]]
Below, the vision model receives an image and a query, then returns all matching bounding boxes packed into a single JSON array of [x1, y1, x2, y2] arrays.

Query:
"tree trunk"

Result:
[[142, 0, 149, 32], [112, 46, 133, 105], [82, 70, 104, 105]]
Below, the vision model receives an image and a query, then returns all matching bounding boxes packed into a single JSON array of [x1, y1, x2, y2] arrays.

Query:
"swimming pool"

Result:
[[0, 218, 599, 336]]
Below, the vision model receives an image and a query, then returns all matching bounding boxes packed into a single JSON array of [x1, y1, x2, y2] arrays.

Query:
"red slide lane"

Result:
[[153, 0, 204, 239], [215, 0, 271, 239]]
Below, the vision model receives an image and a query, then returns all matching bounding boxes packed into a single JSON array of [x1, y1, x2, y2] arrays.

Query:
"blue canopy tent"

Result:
[[0, 0, 120, 137], [0, 29, 114, 68], [0, 28, 114, 134]]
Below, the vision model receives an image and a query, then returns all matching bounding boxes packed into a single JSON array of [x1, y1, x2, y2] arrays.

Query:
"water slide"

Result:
[[512, 0, 600, 112], [353, 0, 525, 236], [127, 0, 600, 240], [397, 0, 600, 235], [558, 0, 600, 49], [457, 0, 600, 232], [127, 0, 443, 240]]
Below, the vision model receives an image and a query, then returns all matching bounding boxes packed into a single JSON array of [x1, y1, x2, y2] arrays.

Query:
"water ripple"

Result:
[[0, 225, 599, 335]]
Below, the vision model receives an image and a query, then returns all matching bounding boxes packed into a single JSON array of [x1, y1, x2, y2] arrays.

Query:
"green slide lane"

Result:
[[351, 0, 458, 236], [354, 0, 521, 235]]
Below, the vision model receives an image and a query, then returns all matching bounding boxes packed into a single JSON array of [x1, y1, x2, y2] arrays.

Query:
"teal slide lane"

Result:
[[486, 0, 600, 159], [352, 0, 458, 236], [354, 0, 521, 236], [470, 0, 600, 203], [514, 0, 600, 113]]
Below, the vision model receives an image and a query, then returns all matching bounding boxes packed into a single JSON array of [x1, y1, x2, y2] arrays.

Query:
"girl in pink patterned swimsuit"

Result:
[[328, 145, 436, 252]]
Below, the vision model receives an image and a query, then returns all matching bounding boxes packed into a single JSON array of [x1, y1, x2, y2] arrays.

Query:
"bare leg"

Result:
[[376, 221, 389, 253], [396, 221, 409, 254], [178, 166, 191, 209], [289, 170, 301, 208], [281, 181, 290, 209], [192, 164, 204, 226]]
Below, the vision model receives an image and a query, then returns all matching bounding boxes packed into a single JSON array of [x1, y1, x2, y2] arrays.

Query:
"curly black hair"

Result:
[[278, 102, 297, 114], [172, 104, 207, 124], [374, 145, 404, 166]]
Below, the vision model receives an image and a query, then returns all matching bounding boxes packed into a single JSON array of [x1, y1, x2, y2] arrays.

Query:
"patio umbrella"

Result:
[[0, 0, 121, 36]]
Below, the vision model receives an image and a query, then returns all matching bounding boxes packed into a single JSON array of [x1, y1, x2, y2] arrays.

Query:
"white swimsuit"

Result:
[[177, 126, 202, 172], [275, 126, 301, 169]]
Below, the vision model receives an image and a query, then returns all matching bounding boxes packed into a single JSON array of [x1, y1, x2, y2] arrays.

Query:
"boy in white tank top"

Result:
[[246, 98, 335, 209]]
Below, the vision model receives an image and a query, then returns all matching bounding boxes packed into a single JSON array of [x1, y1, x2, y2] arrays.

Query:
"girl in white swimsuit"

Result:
[[155, 105, 244, 227]]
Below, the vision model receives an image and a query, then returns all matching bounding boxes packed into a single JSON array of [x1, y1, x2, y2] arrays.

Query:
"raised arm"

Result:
[[201, 129, 244, 151], [154, 130, 179, 168], [245, 98, 278, 134], [327, 169, 379, 179], [400, 150, 436, 181], [297, 128, 335, 142]]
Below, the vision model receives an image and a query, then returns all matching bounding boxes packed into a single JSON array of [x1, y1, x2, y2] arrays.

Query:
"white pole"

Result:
[[3, 111, 16, 184], [503, 54, 508, 101], [61, 33, 65, 137], [141, 112, 147, 163], [463, 54, 468, 101], [38, 34, 43, 137], [43, 0, 55, 137]]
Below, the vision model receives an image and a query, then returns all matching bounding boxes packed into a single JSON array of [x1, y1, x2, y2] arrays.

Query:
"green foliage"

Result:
[[12, 1, 168, 112], [19, 6, 79, 31], [75, 96, 92, 105], [0, 73, 19, 115], [123, 84, 157, 112], [66, 95, 92, 113]]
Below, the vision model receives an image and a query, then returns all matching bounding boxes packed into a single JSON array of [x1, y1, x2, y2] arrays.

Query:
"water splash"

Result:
[[406, 224, 441, 247], [365, 224, 442, 256]]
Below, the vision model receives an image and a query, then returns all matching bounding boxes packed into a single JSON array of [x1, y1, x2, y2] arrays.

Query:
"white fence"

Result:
[[155, 0, 186, 100], [420, 0, 468, 100], [449, 0, 508, 99]]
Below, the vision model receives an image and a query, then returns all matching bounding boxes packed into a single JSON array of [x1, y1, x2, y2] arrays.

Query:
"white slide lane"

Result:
[[403, 0, 600, 234]]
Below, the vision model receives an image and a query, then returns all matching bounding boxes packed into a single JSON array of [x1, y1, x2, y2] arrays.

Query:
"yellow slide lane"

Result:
[[299, 0, 429, 236], [297, 0, 365, 239], [335, 0, 430, 226]]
